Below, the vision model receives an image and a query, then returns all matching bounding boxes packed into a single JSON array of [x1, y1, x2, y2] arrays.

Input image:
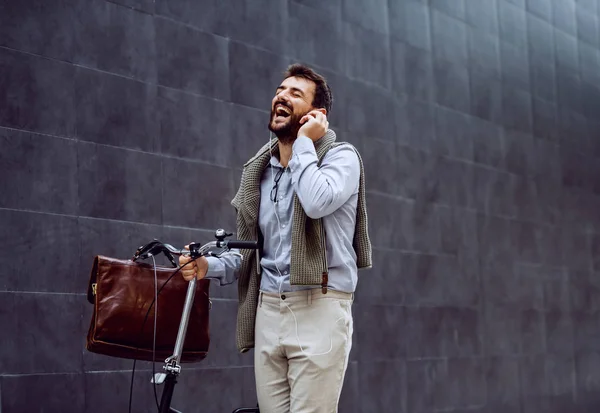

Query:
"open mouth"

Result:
[[274, 104, 291, 118]]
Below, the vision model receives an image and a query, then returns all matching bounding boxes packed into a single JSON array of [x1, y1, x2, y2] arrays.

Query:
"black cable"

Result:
[[127, 259, 196, 413]]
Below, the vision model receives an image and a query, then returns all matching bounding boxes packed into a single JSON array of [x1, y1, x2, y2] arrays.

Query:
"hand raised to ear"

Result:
[[298, 109, 329, 142]]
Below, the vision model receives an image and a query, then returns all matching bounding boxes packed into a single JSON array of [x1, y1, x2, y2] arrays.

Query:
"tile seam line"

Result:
[[85, 364, 255, 374], [0, 41, 410, 96], [105, 0, 154, 16], [0, 44, 275, 114], [0, 206, 226, 231], [0, 125, 240, 169]]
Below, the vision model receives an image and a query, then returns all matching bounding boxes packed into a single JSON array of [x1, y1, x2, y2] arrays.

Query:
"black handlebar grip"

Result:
[[224, 240, 259, 249]]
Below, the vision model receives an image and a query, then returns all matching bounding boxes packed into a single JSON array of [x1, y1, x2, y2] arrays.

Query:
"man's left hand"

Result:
[[298, 110, 329, 142]]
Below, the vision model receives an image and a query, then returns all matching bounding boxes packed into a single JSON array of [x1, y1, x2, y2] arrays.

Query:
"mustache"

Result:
[[273, 99, 292, 112]]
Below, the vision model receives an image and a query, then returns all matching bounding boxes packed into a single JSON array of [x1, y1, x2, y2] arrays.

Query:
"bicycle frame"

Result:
[[132, 229, 260, 413]]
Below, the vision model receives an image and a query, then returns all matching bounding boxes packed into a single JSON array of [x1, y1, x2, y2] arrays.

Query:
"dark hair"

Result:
[[284, 64, 333, 114]]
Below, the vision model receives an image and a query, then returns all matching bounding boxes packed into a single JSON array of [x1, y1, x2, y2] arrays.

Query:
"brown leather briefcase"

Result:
[[85, 255, 211, 363]]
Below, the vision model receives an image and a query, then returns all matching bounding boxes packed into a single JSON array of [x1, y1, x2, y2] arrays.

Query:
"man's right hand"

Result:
[[179, 245, 209, 281]]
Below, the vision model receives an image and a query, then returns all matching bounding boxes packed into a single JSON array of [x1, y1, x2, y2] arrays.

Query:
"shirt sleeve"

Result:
[[203, 251, 242, 286], [287, 135, 360, 219]]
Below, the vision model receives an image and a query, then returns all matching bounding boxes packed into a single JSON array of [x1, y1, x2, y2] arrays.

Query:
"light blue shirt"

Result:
[[204, 135, 360, 293]]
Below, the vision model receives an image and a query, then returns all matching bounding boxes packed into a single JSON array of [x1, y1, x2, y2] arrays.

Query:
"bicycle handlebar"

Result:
[[132, 228, 259, 267], [221, 240, 258, 249]]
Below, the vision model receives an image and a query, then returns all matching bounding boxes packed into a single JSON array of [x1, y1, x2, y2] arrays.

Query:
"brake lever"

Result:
[[133, 239, 162, 261], [163, 249, 178, 268], [159, 243, 182, 267], [133, 240, 179, 268]]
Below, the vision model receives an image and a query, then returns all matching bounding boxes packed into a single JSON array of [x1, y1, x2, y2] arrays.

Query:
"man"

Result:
[[180, 64, 372, 413]]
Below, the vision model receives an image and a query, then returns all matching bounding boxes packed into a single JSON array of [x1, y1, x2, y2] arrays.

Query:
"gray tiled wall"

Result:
[[1, 0, 599, 412]]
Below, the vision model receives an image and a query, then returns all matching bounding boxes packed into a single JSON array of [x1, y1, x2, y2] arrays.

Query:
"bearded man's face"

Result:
[[268, 76, 316, 144]]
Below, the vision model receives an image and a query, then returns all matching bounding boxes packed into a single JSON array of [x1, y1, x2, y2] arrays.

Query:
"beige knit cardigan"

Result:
[[230, 130, 372, 352]]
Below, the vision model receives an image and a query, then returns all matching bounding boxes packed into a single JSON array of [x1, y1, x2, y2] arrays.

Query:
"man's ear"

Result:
[[315, 107, 327, 116]]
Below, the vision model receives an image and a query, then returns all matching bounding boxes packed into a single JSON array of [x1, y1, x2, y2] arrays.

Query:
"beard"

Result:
[[268, 107, 306, 145]]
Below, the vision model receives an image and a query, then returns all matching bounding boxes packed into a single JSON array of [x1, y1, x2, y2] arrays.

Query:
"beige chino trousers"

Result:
[[254, 289, 354, 413]]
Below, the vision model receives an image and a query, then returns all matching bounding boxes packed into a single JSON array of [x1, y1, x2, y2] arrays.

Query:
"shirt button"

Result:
[[281, 294, 286, 300], [282, 224, 285, 228]]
